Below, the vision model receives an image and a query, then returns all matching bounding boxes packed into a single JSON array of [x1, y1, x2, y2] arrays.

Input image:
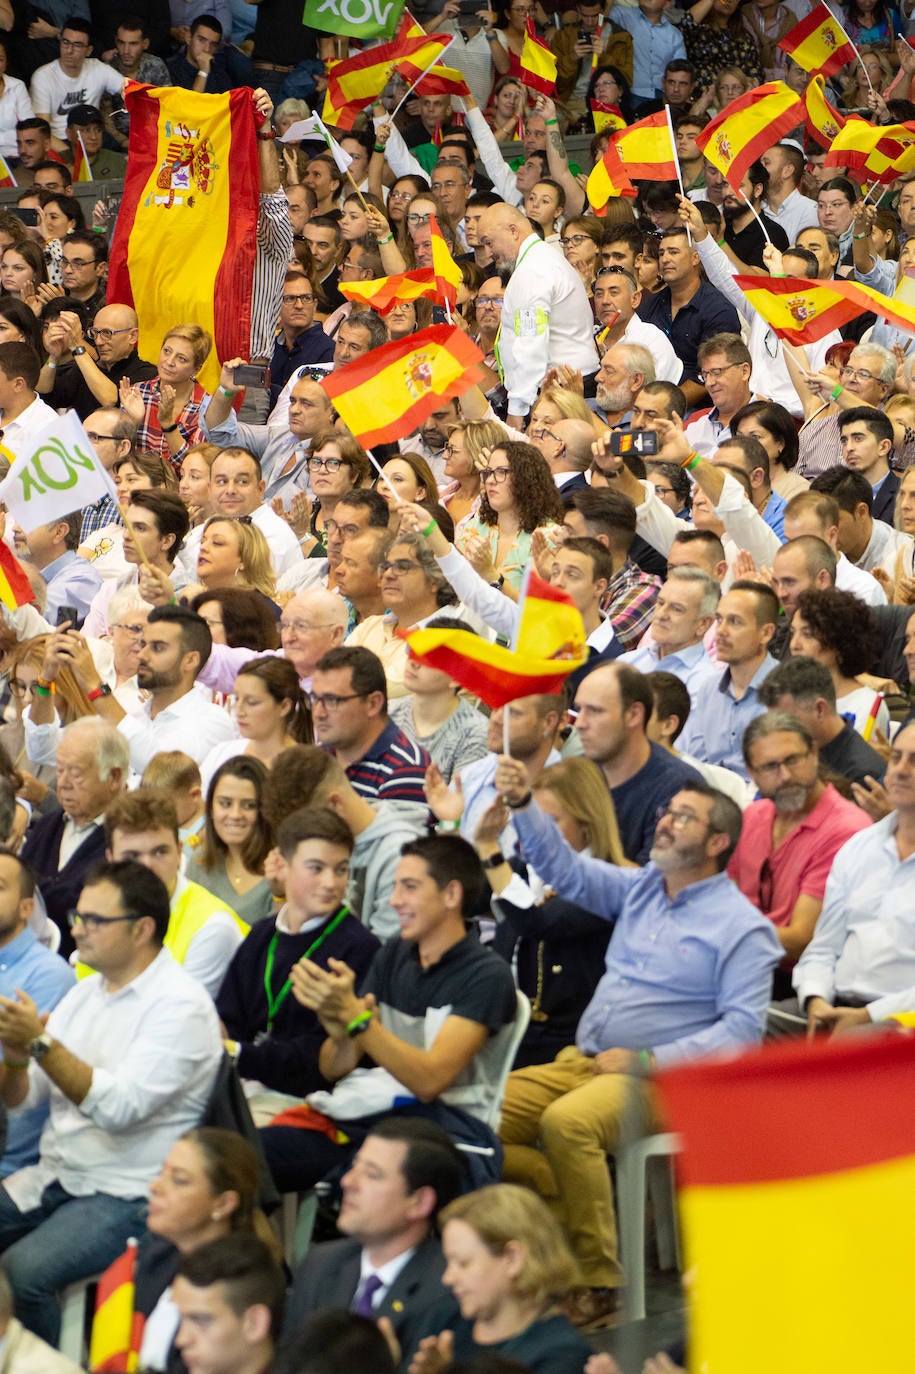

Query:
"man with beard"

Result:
[[719, 160, 788, 270], [68, 605, 237, 773], [477, 203, 598, 429], [593, 343, 655, 429], [727, 712, 869, 998], [492, 761, 780, 1330]]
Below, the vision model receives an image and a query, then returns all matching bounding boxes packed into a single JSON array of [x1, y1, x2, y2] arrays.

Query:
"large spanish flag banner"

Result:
[[89, 1237, 141, 1371], [825, 114, 915, 183], [777, 1, 856, 78], [107, 83, 258, 398], [804, 72, 846, 150], [736, 271, 915, 342], [406, 570, 587, 708], [696, 82, 804, 193], [658, 1033, 915, 1371], [322, 325, 485, 448]]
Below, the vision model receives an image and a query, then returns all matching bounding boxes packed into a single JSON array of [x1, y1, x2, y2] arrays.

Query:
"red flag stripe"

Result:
[[211, 90, 259, 377]]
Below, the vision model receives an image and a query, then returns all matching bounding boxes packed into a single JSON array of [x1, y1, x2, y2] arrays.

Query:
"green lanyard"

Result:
[[263, 905, 350, 1031]]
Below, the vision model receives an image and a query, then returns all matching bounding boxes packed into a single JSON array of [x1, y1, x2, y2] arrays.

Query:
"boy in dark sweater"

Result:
[[216, 807, 379, 1098]]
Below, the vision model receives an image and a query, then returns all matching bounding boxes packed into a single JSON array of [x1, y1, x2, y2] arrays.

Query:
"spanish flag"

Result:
[[0, 154, 16, 188], [409, 63, 470, 98], [430, 212, 461, 310], [590, 102, 627, 134], [340, 267, 437, 313], [322, 325, 485, 448], [72, 130, 93, 182], [107, 83, 258, 397], [0, 540, 34, 610], [658, 1033, 915, 1372], [613, 110, 677, 181], [89, 1238, 142, 1372], [520, 17, 557, 96], [587, 139, 637, 211], [323, 18, 449, 128], [825, 115, 915, 184], [695, 81, 804, 193], [406, 570, 587, 708], [777, 1, 856, 78], [734, 271, 915, 343], [804, 73, 846, 150]]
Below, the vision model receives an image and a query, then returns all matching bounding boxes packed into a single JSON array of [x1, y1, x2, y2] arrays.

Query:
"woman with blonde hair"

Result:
[[139, 517, 277, 610], [441, 419, 504, 536], [414, 1184, 587, 1373], [474, 757, 626, 1068], [119, 322, 212, 469], [529, 386, 598, 432], [12, 634, 96, 772]]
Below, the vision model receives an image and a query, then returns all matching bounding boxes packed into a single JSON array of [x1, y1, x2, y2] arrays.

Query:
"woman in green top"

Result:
[[459, 442, 564, 597]]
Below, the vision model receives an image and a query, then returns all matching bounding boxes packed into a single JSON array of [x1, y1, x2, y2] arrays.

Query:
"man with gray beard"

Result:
[[593, 343, 655, 428], [726, 711, 870, 996]]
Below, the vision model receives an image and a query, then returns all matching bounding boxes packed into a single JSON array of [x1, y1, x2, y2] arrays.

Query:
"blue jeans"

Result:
[[0, 1180, 147, 1345]]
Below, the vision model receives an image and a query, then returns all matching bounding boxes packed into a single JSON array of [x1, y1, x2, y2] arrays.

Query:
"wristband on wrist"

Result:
[[830, 382, 843, 400], [45, 357, 56, 369], [33, 684, 53, 697], [218, 385, 236, 398], [639, 1049, 653, 1070], [374, 143, 386, 153], [545, 118, 558, 125], [435, 818, 460, 833], [681, 450, 702, 472], [36, 676, 56, 693], [717, 237, 726, 247], [378, 232, 394, 244], [505, 790, 533, 811], [3, 1058, 29, 1070], [421, 517, 437, 536], [853, 232, 869, 240], [346, 1008, 374, 1037], [161, 422, 179, 433]]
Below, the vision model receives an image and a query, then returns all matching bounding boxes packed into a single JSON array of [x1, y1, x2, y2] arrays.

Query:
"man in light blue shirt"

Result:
[[494, 764, 780, 1329], [607, 0, 686, 106], [0, 852, 74, 1178], [15, 514, 102, 628], [678, 581, 781, 781], [619, 567, 718, 704]]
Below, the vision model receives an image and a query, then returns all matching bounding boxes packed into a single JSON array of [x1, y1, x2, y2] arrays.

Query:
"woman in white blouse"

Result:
[[0, 38, 33, 162]]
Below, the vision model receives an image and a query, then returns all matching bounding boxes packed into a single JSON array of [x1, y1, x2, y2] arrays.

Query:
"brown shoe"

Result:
[[561, 1285, 623, 1332]]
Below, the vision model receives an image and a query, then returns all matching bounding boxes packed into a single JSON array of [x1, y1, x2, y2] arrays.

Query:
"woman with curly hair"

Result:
[[790, 587, 890, 736], [186, 755, 275, 925], [459, 441, 565, 596]]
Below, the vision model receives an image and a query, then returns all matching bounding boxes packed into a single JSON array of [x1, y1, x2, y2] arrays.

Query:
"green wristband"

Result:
[[639, 1049, 653, 1070], [421, 518, 437, 536], [831, 382, 843, 400], [218, 385, 236, 398], [683, 451, 702, 472], [378, 233, 393, 244], [545, 118, 558, 125], [3, 1059, 29, 1070], [435, 818, 460, 833], [346, 1008, 374, 1037], [374, 144, 385, 153]]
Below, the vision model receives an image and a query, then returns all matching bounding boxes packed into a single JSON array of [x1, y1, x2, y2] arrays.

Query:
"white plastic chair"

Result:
[[616, 1131, 683, 1322], [58, 1273, 99, 1364], [479, 989, 531, 1133]]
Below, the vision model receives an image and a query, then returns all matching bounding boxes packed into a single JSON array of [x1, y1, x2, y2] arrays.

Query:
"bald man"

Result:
[[478, 203, 598, 430], [53, 302, 156, 408], [531, 417, 595, 494]]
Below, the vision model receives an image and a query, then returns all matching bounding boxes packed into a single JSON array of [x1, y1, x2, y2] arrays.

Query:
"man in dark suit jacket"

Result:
[[21, 719, 127, 955], [872, 467, 900, 526], [283, 1117, 463, 1371], [530, 419, 595, 496]]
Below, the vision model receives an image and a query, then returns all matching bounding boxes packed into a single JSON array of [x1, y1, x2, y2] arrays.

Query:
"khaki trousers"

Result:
[[499, 1045, 661, 1289]]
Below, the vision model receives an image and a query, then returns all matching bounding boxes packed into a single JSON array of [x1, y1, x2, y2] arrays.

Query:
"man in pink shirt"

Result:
[[728, 710, 871, 998]]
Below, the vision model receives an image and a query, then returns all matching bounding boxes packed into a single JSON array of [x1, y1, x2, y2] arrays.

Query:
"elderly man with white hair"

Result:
[[196, 587, 349, 698]]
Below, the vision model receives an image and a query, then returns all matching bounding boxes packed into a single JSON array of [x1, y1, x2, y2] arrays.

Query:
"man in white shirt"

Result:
[[809, 466, 913, 583], [478, 202, 598, 427], [67, 604, 238, 773], [782, 488, 887, 607], [0, 343, 57, 457], [0, 858, 220, 1345], [760, 143, 819, 243], [179, 446, 302, 578], [592, 265, 683, 384], [30, 19, 124, 147]]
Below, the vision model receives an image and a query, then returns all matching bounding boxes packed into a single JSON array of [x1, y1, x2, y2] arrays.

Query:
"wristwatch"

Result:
[[87, 682, 112, 700], [480, 851, 506, 870], [29, 1032, 54, 1060], [257, 129, 277, 141], [71, 346, 86, 357]]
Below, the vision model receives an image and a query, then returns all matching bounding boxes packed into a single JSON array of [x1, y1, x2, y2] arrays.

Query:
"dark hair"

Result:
[[665, 57, 695, 78], [40, 294, 92, 330], [728, 578, 780, 628], [561, 535, 614, 584], [190, 12, 223, 35], [60, 14, 92, 38], [213, 444, 263, 483], [190, 588, 280, 652], [315, 645, 388, 709], [639, 379, 687, 420], [0, 847, 34, 900], [818, 175, 857, 207], [63, 227, 108, 265], [83, 858, 170, 945], [180, 1127, 261, 1233], [600, 222, 643, 256], [731, 400, 800, 472], [262, 744, 336, 832], [793, 587, 880, 677], [176, 1235, 284, 1339], [128, 489, 190, 560], [809, 466, 873, 516], [671, 527, 727, 564], [274, 1310, 396, 1374], [201, 756, 273, 874], [646, 670, 690, 742], [16, 117, 52, 136], [643, 182, 680, 215], [116, 13, 149, 34], [782, 244, 820, 278], [234, 656, 312, 742], [0, 340, 40, 389], [611, 662, 654, 729], [0, 297, 42, 356], [277, 805, 353, 861], [342, 308, 388, 351], [759, 654, 838, 709], [105, 787, 179, 846], [114, 451, 176, 490], [37, 191, 85, 231], [775, 534, 837, 585], [565, 487, 636, 552], [399, 834, 486, 920], [336, 487, 392, 527], [147, 604, 212, 679], [718, 433, 770, 485], [309, 151, 344, 189], [838, 404, 895, 447], [477, 442, 565, 532], [646, 460, 691, 509], [678, 781, 742, 868]]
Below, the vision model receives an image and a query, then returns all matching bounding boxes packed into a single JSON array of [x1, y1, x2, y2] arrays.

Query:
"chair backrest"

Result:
[[477, 989, 531, 1132]]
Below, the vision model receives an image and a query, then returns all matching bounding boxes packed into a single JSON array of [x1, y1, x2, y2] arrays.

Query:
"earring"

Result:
[[212, 1210, 222, 1221], [234, 566, 243, 582]]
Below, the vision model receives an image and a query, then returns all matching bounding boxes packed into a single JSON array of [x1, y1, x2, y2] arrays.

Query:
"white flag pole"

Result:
[[389, 36, 454, 122]]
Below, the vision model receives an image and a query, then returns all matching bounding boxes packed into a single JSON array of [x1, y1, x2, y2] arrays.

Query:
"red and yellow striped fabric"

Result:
[[696, 82, 804, 192]]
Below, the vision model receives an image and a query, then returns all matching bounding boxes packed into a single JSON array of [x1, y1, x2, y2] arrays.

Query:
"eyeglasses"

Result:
[[8, 678, 36, 697], [388, 190, 413, 202], [407, 212, 432, 225], [840, 366, 877, 384], [307, 455, 346, 471], [67, 909, 143, 932], [377, 558, 422, 575], [86, 326, 131, 342], [283, 293, 314, 305], [281, 619, 335, 634], [655, 804, 713, 830], [481, 466, 511, 483], [528, 424, 562, 443], [697, 363, 741, 383], [752, 750, 811, 781], [475, 295, 503, 307], [307, 691, 367, 710], [111, 622, 145, 637], [84, 431, 119, 443], [62, 257, 94, 270], [651, 484, 675, 496], [560, 233, 592, 248]]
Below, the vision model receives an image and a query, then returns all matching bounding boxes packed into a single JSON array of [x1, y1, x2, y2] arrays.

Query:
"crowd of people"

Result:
[[0, 1, 911, 1372]]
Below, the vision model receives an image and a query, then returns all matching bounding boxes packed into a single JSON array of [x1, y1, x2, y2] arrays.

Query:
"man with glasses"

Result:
[[593, 266, 682, 383], [30, 20, 124, 148], [684, 333, 754, 458], [431, 162, 472, 249], [796, 342, 898, 480], [269, 267, 334, 411], [310, 645, 429, 805], [728, 711, 869, 997], [57, 226, 108, 312], [493, 761, 779, 1330], [55, 305, 156, 412], [77, 407, 136, 543], [0, 858, 220, 1346]]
